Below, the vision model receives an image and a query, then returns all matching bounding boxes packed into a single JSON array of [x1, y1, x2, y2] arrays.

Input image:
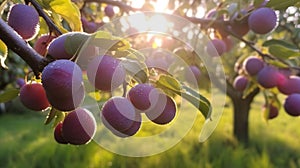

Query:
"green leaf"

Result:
[[0, 39, 8, 69], [126, 48, 146, 61], [262, 91, 281, 122], [90, 31, 131, 51], [182, 85, 211, 106], [49, 0, 82, 31], [266, 0, 297, 10], [254, 0, 265, 7], [242, 81, 258, 99], [64, 33, 90, 56], [263, 39, 298, 50], [0, 88, 19, 103], [114, 48, 146, 61], [156, 75, 182, 92], [155, 75, 211, 119], [0, 0, 7, 14], [268, 45, 299, 59], [180, 91, 211, 119], [121, 59, 148, 83], [268, 59, 290, 68], [52, 111, 65, 128]]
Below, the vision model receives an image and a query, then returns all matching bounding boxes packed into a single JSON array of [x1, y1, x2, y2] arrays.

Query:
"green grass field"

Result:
[[1, 93, 300, 168]]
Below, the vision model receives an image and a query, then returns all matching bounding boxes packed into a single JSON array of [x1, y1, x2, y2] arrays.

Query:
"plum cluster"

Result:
[[233, 56, 300, 118], [19, 29, 179, 142], [205, 6, 277, 57], [18, 31, 101, 145], [101, 83, 177, 137]]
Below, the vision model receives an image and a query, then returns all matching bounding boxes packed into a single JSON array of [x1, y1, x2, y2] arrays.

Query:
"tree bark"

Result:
[[229, 88, 259, 144], [231, 96, 251, 144]]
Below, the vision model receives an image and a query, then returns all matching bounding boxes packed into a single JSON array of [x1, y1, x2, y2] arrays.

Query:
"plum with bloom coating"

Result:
[[62, 108, 97, 145], [128, 83, 159, 111], [8, 4, 39, 40], [87, 55, 126, 91], [101, 97, 137, 133], [145, 94, 177, 125], [20, 83, 50, 111], [242, 56, 265, 76], [248, 7, 277, 34], [42, 60, 84, 111], [284, 94, 300, 117], [54, 122, 68, 144]]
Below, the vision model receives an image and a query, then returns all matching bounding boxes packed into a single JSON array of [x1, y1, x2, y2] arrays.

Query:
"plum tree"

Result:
[[62, 108, 97, 145], [277, 76, 300, 95], [19, 83, 50, 111], [284, 94, 300, 117], [206, 38, 226, 57], [0, 0, 299, 145], [7, 4, 39, 40], [257, 66, 280, 89], [101, 97, 138, 133], [248, 7, 277, 34], [242, 56, 265, 76], [42, 59, 84, 111], [54, 122, 68, 144], [127, 83, 159, 111], [33, 34, 56, 56], [145, 93, 177, 125], [233, 75, 248, 92], [87, 55, 126, 91]]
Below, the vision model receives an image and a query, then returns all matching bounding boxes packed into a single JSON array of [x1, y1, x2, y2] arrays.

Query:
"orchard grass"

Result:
[[0, 93, 300, 168]]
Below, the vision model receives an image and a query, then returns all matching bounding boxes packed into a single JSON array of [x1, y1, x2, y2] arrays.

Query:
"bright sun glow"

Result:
[[131, 0, 145, 9], [148, 14, 172, 32], [153, 0, 169, 12], [130, 0, 172, 13], [126, 13, 173, 33], [186, 6, 206, 18]]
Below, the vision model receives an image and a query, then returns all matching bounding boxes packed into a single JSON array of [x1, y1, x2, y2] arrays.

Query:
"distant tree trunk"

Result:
[[229, 88, 260, 144], [211, 75, 260, 144]]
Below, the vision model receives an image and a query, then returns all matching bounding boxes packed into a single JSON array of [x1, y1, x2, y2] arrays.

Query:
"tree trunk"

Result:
[[229, 88, 260, 144], [232, 96, 251, 144]]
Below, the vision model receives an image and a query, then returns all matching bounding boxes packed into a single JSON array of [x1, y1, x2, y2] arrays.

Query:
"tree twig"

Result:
[[26, 0, 62, 36]]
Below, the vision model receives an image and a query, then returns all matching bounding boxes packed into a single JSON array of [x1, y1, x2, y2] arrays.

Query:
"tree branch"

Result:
[[186, 15, 300, 72], [0, 18, 45, 77], [26, 0, 62, 36]]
